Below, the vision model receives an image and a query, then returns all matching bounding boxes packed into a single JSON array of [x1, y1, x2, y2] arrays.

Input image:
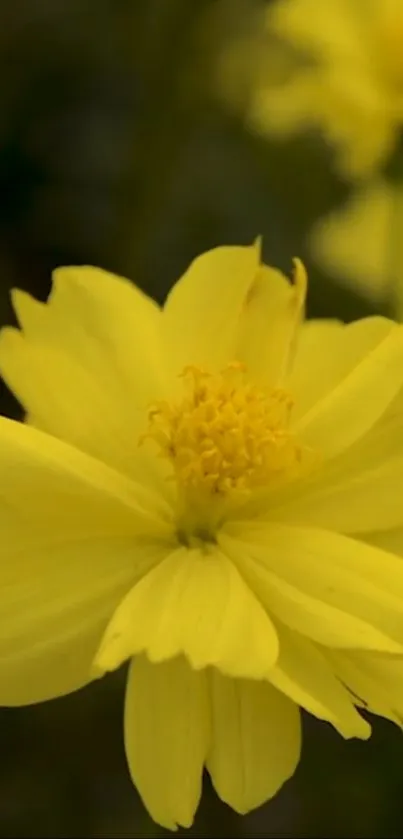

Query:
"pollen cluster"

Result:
[[144, 363, 302, 496]]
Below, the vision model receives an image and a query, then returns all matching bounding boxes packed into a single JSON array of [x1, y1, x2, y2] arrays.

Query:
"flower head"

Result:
[[2, 242, 403, 828], [251, 0, 403, 176]]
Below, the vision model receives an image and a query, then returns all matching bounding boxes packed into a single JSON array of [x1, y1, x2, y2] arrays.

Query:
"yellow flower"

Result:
[[3, 242, 403, 828], [251, 0, 403, 177], [310, 179, 403, 316]]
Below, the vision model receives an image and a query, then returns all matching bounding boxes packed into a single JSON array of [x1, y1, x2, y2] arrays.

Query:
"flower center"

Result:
[[144, 363, 304, 512]]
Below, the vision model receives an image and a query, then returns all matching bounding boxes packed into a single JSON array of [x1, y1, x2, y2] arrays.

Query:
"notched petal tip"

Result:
[[93, 630, 130, 675], [89, 656, 111, 681], [50, 265, 98, 302], [9, 287, 46, 334], [93, 547, 280, 681]]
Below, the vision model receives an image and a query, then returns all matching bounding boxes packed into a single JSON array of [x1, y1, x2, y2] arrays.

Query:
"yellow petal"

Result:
[[15, 266, 163, 391], [267, 0, 365, 62], [124, 656, 209, 830], [0, 538, 165, 707], [255, 2, 393, 175], [310, 180, 394, 307], [221, 525, 403, 652], [161, 242, 260, 376], [0, 418, 171, 704], [288, 319, 342, 420], [207, 670, 300, 814], [290, 317, 397, 422], [253, 68, 390, 180], [252, 71, 322, 137], [235, 258, 307, 387], [364, 526, 403, 555], [261, 408, 403, 533], [328, 649, 403, 726], [294, 320, 403, 457], [0, 267, 169, 488], [95, 546, 279, 679], [267, 623, 370, 738]]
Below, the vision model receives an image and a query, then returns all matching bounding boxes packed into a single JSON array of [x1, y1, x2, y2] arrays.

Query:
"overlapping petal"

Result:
[[294, 320, 403, 456], [0, 417, 172, 704], [221, 525, 403, 651], [289, 317, 387, 420], [161, 242, 261, 377], [267, 623, 370, 738], [248, 408, 403, 534], [328, 648, 403, 726], [234, 258, 306, 387], [162, 240, 307, 388], [94, 546, 279, 679], [0, 267, 170, 488], [207, 670, 301, 813], [364, 525, 403, 556]]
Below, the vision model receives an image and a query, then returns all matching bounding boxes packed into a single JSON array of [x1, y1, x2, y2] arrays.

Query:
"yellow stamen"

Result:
[[143, 363, 304, 498]]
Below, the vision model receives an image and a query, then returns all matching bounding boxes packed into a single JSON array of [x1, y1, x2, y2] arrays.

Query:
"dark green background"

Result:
[[0, 2, 401, 836]]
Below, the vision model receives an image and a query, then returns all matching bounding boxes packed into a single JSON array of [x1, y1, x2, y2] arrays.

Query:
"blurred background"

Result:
[[0, 1, 401, 836]]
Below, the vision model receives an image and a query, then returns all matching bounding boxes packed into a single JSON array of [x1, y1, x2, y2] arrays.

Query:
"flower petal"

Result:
[[255, 1, 392, 175], [256, 409, 403, 533], [267, 623, 370, 738], [221, 525, 403, 652], [94, 546, 279, 679], [266, 0, 366, 62], [0, 418, 171, 705], [235, 258, 306, 387], [287, 319, 342, 419], [327, 649, 403, 725], [310, 180, 392, 308], [0, 267, 169, 487], [124, 655, 209, 830], [294, 319, 403, 456], [329, 648, 403, 726], [207, 670, 300, 814], [14, 265, 164, 397], [364, 526, 403, 556], [290, 318, 395, 421], [161, 242, 260, 375]]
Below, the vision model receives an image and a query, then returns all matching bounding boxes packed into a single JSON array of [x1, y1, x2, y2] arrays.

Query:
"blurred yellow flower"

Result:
[[3, 243, 403, 827], [311, 180, 403, 312], [251, 0, 403, 176]]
